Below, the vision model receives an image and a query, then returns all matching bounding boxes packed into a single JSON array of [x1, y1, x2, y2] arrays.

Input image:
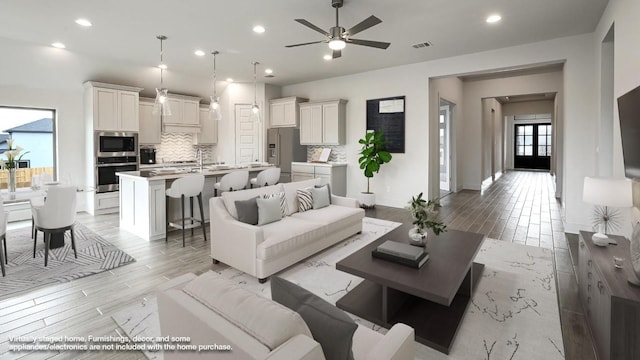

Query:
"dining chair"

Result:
[[32, 185, 77, 267], [249, 167, 281, 188]]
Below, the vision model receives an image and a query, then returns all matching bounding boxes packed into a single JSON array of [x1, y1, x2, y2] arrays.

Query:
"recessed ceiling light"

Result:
[[253, 25, 266, 34], [264, 68, 273, 74], [75, 18, 92, 27], [51, 42, 66, 49], [158, 63, 168, 70], [194, 50, 205, 57], [226, 78, 234, 82], [323, 54, 332, 60], [486, 14, 502, 24]]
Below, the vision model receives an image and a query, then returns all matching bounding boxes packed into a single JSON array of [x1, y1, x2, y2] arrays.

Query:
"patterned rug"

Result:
[[113, 218, 564, 360], [0, 223, 135, 297]]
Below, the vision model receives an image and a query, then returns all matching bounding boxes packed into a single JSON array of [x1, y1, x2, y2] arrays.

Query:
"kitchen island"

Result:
[[116, 165, 273, 241]]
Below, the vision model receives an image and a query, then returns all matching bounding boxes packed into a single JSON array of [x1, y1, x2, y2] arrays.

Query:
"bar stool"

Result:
[[214, 170, 249, 196], [165, 174, 207, 247], [249, 167, 281, 188]]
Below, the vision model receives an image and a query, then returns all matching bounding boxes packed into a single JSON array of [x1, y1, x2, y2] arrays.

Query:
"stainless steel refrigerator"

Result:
[[267, 128, 307, 183]]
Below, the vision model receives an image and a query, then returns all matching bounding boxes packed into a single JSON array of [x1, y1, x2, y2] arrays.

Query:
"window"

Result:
[[0, 107, 56, 190], [516, 125, 534, 156], [538, 124, 552, 156]]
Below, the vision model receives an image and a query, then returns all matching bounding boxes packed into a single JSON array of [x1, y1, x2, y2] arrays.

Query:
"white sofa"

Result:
[[210, 178, 365, 282], [157, 272, 415, 360]]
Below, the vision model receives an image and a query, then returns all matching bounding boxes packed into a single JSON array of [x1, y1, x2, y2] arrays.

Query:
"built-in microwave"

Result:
[[95, 132, 138, 157]]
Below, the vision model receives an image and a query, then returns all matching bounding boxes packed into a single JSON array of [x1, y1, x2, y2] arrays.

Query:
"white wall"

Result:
[[592, 0, 640, 236], [283, 33, 596, 233], [429, 77, 464, 198], [480, 98, 503, 182], [0, 86, 87, 210]]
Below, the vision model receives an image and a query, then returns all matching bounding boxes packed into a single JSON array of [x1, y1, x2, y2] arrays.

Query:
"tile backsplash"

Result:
[[152, 133, 214, 163], [306, 145, 347, 163]]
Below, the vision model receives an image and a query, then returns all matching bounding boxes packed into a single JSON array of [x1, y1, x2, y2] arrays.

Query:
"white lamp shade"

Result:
[[583, 177, 633, 208]]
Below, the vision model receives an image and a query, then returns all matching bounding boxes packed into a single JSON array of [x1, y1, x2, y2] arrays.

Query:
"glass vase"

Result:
[[8, 168, 16, 194]]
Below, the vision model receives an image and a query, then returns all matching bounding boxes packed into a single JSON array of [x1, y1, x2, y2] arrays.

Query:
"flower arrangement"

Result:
[[406, 192, 447, 235], [1, 139, 29, 170]]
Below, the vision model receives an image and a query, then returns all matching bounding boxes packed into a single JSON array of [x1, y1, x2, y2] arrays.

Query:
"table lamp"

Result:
[[582, 177, 633, 246]]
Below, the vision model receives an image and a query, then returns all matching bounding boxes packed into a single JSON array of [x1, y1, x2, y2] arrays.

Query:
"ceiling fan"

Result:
[[285, 0, 390, 59]]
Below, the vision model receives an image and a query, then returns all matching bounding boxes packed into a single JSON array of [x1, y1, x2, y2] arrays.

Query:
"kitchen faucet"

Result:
[[196, 148, 204, 172]]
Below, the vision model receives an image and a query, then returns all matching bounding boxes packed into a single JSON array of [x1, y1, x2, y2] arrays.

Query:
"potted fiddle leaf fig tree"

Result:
[[358, 129, 392, 208]]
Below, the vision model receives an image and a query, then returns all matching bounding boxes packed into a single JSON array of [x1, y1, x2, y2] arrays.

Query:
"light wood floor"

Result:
[[0, 170, 594, 359]]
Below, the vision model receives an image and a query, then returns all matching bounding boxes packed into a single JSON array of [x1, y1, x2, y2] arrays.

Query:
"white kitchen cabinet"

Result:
[[139, 99, 161, 144], [291, 162, 347, 196], [269, 97, 308, 128], [83, 81, 142, 132], [162, 94, 201, 133], [194, 107, 218, 145], [299, 99, 347, 145]]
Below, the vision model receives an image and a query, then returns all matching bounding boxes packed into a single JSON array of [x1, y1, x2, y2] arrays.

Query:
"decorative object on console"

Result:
[[582, 176, 632, 246], [630, 221, 640, 286], [209, 51, 222, 121], [406, 192, 446, 247], [250, 61, 261, 122], [357, 129, 392, 208], [285, 0, 390, 59], [153, 35, 171, 116]]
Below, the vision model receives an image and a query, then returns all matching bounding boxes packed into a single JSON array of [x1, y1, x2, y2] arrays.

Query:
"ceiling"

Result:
[[0, 0, 608, 92]]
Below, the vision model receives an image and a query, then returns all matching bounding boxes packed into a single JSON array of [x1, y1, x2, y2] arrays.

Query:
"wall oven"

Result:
[[95, 156, 138, 193], [95, 131, 138, 157]]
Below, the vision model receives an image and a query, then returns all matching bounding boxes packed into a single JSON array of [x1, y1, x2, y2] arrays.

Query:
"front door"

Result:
[[235, 104, 260, 164], [514, 123, 551, 170]]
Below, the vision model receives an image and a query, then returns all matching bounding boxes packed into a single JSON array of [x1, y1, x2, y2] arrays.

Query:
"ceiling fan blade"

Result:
[[332, 49, 342, 59], [294, 19, 330, 37], [346, 38, 391, 49], [285, 40, 325, 48], [345, 15, 382, 37]]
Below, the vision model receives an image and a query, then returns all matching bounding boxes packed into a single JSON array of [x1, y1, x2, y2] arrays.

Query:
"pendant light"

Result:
[[250, 61, 261, 122], [209, 51, 222, 121], [153, 35, 171, 116]]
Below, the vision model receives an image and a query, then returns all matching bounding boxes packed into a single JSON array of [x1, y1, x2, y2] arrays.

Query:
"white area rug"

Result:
[[113, 217, 564, 360]]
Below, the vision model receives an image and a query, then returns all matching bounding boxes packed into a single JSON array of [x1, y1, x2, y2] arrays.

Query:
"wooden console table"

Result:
[[578, 231, 640, 360]]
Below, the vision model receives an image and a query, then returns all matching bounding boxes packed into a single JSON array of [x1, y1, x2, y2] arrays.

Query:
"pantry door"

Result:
[[235, 104, 260, 164]]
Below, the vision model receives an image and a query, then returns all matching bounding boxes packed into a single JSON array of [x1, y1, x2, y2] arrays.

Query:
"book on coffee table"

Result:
[[372, 241, 429, 269]]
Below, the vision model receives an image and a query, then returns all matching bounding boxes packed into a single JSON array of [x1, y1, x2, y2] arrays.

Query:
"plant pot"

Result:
[[408, 226, 427, 248], [358, 192, 376, 209]]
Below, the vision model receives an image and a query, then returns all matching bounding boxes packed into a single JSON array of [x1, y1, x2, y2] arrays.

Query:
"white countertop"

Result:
[[117, 165, 274, 181], [291, 162, 348, 167]]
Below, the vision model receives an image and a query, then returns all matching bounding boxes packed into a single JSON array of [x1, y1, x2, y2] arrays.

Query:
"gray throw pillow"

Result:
[[310, 186, 330, 210], [271, 277, 356, 360], [315, 184, 332, 204], [235, 197, 258, 225], [257, 196, 282, 225]]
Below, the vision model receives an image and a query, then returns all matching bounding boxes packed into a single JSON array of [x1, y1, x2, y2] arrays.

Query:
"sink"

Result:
[[154, 167, 179, 173]]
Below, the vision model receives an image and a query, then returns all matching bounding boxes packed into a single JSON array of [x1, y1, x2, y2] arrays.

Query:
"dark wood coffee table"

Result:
[[336, 223, 484, 354]]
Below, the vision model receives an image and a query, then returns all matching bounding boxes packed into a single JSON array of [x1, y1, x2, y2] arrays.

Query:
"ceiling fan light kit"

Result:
[[286, 0, 390, 59], [153, 35, 172, 116]]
